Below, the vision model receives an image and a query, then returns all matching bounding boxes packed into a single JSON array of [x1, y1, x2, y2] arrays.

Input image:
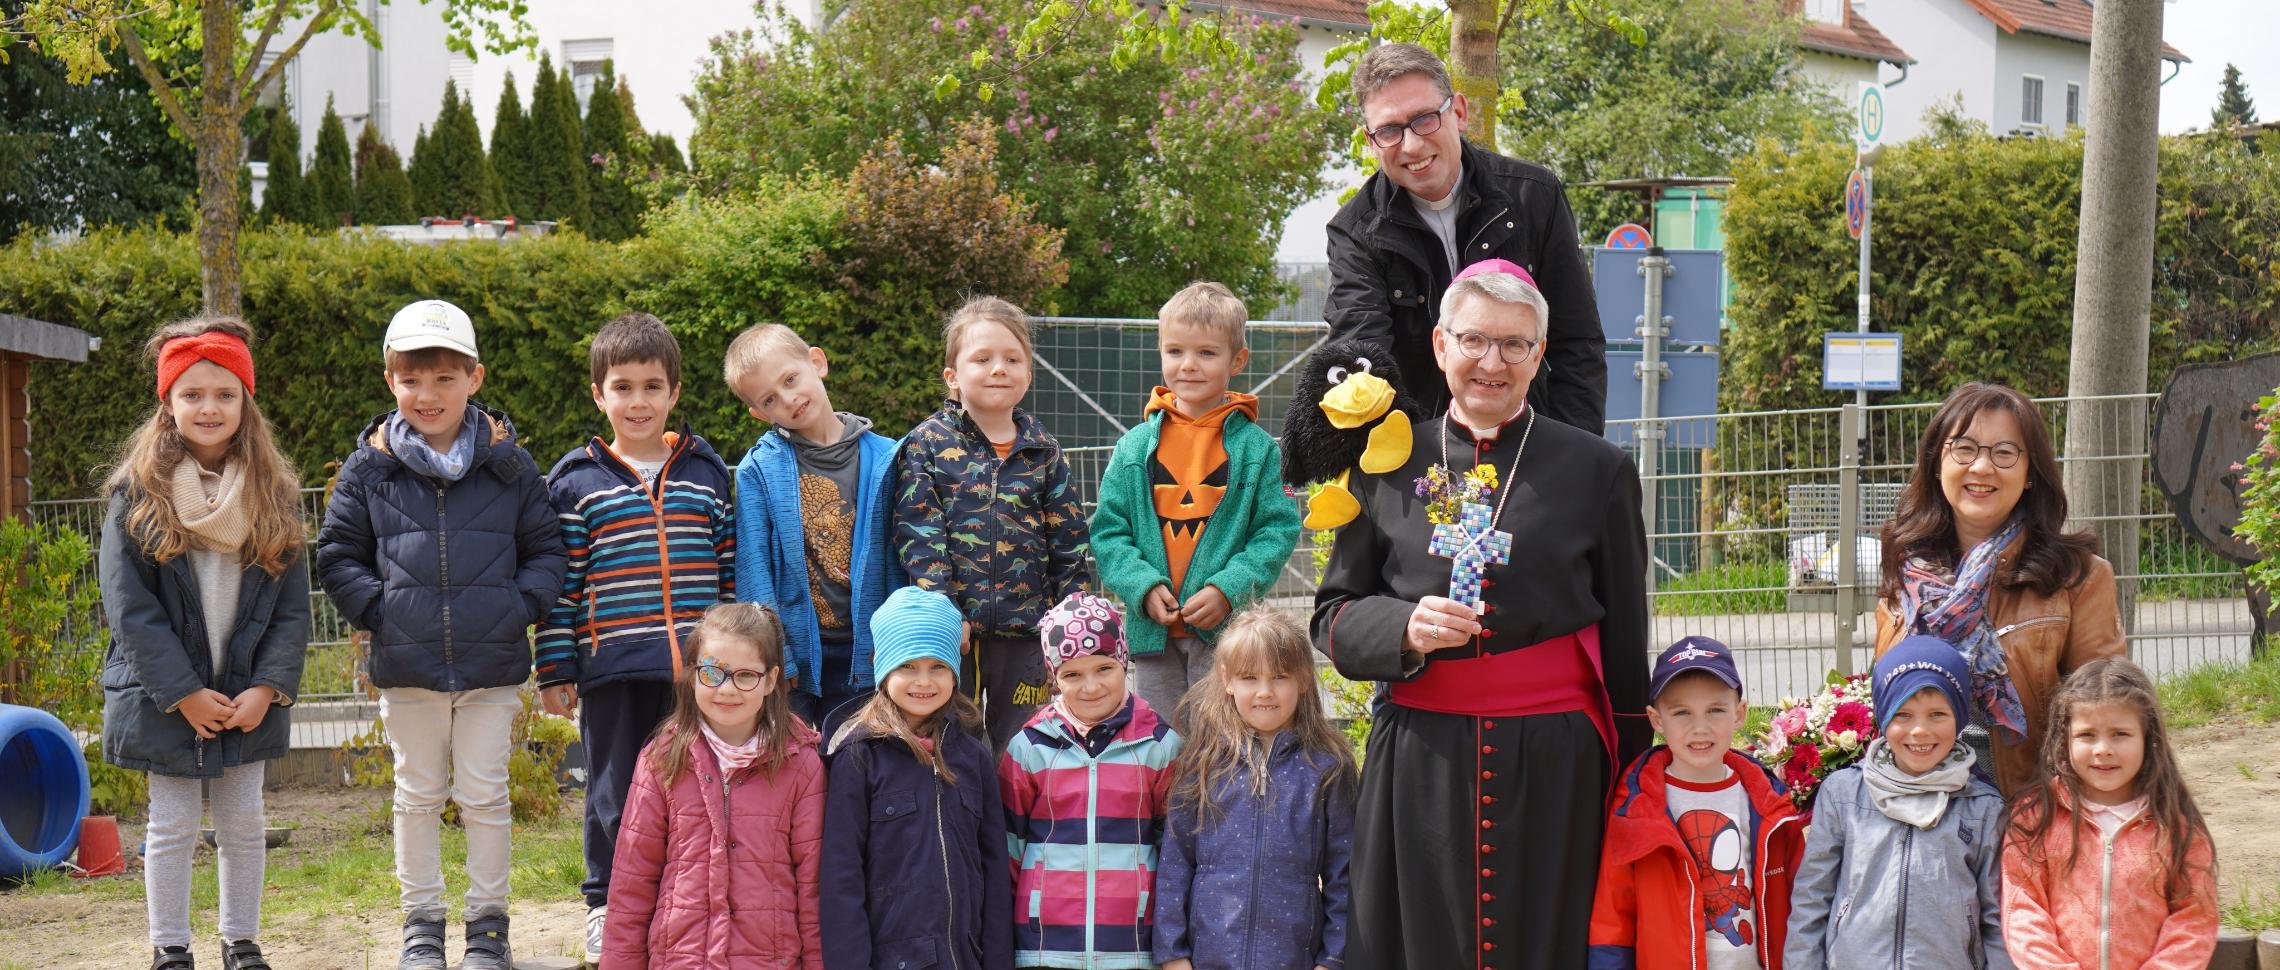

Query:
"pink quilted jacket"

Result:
[[602, 721, 828, 970], [2001, 782, 2219, 970]]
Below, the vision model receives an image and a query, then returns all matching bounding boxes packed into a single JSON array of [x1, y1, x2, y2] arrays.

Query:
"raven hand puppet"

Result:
[[1281, 338, 1420, 530]]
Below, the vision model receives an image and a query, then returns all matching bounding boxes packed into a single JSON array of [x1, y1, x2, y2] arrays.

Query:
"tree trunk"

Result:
[[196, 0, 244, 315], [2062, 0, 2165, 628], [1448, 0, 1500, 151]]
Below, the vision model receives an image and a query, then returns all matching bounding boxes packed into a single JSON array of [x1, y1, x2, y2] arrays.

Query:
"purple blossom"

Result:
[[1042, 127, 1058, 142]]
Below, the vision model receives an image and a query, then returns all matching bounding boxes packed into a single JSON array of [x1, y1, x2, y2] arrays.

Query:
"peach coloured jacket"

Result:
[[2000, 782, 2218, 970]]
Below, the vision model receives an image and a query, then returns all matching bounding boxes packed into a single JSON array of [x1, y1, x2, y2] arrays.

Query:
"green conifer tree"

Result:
[[309, 95, 356, 226], [2213, 63, 2260, 129], [354, 121, 417, 225], [527, 53, 591, 228], [257, 99, 314, 227], [421, 80, 500, 217], [407, 125, 439, 216], [490, 71, 536, 219], [580, 61, 639, 240]]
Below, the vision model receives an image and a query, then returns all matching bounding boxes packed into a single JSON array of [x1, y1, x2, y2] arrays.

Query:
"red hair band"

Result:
[[157, 331, 258, 400]]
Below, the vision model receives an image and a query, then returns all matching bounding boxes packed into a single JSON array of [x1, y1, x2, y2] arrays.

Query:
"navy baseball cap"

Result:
[[1649, 636, 1743, 701]]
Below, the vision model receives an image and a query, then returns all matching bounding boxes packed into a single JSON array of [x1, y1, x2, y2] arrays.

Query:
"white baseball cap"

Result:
[[384, 299, 480, 361]]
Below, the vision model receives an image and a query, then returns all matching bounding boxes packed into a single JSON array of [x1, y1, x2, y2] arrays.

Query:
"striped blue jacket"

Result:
[[535, 432, 735, 690]]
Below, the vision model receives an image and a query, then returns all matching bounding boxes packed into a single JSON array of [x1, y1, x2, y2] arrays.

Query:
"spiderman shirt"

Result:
[[1665, 772, 1759, 970]]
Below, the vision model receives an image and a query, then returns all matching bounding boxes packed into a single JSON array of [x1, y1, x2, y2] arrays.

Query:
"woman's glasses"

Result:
[[1943, 436, 2024, 469]]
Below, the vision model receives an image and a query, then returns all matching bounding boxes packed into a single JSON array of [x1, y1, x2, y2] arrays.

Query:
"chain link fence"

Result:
[[32, 322, 2255, 744]]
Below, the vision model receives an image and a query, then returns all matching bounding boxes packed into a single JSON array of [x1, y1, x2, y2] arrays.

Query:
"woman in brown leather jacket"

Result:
[[1872, 382, 2126, 797]]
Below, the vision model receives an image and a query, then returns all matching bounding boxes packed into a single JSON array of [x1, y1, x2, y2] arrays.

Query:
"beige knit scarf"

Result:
[[168, 457, 251, 555]]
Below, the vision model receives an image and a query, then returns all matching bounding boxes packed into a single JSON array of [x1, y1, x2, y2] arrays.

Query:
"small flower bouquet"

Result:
[[1745, 671, 1875, 813], [1415, 463, 1498, 525]]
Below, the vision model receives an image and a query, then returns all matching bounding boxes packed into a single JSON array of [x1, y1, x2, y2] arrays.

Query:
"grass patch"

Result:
[[1653, 560, 1788, 616], [2224, 884, 2280, 931], [2157, 650, 2280, 728], [5, 802, 584, 928]]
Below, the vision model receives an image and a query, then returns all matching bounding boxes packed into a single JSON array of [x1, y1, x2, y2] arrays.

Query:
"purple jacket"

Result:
[[1152, 730, 1354, 970]]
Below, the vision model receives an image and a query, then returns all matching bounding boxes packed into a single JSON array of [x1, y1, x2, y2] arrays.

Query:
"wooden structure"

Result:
[[0, 314, 98, 521]]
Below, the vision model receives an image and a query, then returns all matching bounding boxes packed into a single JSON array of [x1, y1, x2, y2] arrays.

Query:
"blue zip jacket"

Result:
[[819, 719, 1014, 970], [535, 431, 736, 691], [99, 490, 310, 778], [1153, 730, 1355, 970], [316, 403, 568, 693], [734, 425, 901, 697]]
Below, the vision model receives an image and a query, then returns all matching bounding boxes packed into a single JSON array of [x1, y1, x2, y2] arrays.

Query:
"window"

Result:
[[2065, 82, 2081, 126], [449, 52, 475, 95], [563, 39, 614, 108], [2021, 75, 2045, 126]]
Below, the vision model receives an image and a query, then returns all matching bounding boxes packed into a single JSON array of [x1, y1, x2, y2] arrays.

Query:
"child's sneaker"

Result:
[[397, 911, 447, 970], [462, 909, 512, 970], [150, 945, 194, 970], [219, 939, 271, 970], [584, 905, 606, 966]]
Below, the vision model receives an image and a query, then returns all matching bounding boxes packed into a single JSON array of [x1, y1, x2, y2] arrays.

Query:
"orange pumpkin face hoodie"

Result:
[[1145, 387, 1257, 637]]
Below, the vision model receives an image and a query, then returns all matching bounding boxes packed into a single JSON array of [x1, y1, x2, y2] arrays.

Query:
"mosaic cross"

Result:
[[1428, 500, 1511, 612]]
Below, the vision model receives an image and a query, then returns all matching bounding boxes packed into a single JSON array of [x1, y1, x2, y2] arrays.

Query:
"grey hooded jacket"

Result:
[[1784, 766, 2014, 970]]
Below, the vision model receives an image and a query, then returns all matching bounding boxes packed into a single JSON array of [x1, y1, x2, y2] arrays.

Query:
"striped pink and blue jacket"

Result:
[[997, 694, 1183, 969], [535, 432, 735, 691]]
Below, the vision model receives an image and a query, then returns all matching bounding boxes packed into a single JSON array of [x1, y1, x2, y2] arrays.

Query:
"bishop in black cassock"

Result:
[[1312, 264, 1651, 970]]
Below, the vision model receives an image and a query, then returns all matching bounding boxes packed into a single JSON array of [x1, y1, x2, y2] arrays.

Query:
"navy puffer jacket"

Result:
[[820, 718, 1014, 970], [316, 403, 568, 692]]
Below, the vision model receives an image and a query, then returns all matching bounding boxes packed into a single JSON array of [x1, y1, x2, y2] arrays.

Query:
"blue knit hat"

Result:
[[1872, 635, 1973, 734], [870, 587, 965, 688]]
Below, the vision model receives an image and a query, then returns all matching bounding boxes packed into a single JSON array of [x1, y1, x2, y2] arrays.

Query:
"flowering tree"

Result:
[[2235, 392, 2280, 605], [689, 0, 1340, 316]]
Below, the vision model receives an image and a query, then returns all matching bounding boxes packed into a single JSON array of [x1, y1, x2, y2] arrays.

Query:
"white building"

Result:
[[1796, 0, 2187, 143]]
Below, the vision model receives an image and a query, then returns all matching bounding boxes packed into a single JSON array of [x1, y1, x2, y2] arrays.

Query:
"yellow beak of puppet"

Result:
[[1305, 372, 1413, 530]]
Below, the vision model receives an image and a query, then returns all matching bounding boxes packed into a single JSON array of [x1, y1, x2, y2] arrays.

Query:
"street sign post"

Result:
[[1823, 333, 1903, 391], [1845, 169, 1869, 240], [1856, 83, 1885, 149]]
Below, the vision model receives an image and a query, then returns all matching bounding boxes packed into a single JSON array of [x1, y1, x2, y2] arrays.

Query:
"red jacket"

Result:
[[603, 720, 828, 970], [1589, 747, 1806, 970], [2001, 780, 2219, 970]]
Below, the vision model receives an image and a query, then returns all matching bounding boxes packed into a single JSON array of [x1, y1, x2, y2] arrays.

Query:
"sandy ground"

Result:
[[2172, 716, 2280, 906], [7, 720, 2279, 967]]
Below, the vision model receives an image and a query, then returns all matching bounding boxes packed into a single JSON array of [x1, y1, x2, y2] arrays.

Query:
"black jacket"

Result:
[[1324, 139, 1607, 435], [99, 491, 310, 778], [316, 402, 568, 693], [820, 719, 1014, 970]]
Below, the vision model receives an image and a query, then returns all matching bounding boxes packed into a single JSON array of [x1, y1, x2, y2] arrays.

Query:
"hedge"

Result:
[[1723, 119, 2280, 415], [6, 126, 1064, 499]]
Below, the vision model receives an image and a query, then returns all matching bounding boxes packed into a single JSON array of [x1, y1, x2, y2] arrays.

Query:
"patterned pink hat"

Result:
[[1038, 591, 1129, 672]]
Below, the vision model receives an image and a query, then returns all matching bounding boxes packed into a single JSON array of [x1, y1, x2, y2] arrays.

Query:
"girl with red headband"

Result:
[[98, 316, 308, 970]]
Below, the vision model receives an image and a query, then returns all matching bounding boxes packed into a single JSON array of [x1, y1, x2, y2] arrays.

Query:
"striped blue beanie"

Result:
[[870, 587, 965, 688]]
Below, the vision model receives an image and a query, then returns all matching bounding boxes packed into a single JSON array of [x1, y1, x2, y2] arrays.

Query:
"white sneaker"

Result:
[[584, 906, 606, 966]]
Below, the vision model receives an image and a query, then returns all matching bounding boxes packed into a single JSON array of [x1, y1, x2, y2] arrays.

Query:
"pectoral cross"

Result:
[[1428, 500, 1511, 612]]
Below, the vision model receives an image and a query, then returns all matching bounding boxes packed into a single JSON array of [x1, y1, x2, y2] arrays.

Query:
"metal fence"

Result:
[[30, 321, 2254, 746]]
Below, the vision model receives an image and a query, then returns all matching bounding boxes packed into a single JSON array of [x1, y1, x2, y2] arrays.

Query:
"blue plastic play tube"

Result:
[[0, 703, 92, 878]]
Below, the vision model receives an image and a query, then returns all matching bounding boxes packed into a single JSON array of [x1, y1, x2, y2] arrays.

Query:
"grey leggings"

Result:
[[145, 763, 266, 946]]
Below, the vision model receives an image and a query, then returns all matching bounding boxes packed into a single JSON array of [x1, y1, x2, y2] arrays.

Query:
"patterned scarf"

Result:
[[700, 722, 762, 776], [1895, 514, 2029, 745]]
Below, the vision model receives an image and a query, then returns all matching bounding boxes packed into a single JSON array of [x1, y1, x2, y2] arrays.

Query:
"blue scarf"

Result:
[[387, 405, 477, 482], [1895, 515, 2029, 745]]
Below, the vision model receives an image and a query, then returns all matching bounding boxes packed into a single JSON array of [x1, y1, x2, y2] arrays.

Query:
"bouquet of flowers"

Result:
[[1745, 671, 1875, 812], [1415, 462, 1498, 525]]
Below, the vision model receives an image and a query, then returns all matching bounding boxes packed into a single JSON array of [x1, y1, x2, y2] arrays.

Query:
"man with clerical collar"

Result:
[[1313, 263, 1649, 970]]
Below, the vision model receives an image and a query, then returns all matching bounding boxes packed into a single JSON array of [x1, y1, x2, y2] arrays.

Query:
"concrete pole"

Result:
[[2063, 0, 2164, 624]]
